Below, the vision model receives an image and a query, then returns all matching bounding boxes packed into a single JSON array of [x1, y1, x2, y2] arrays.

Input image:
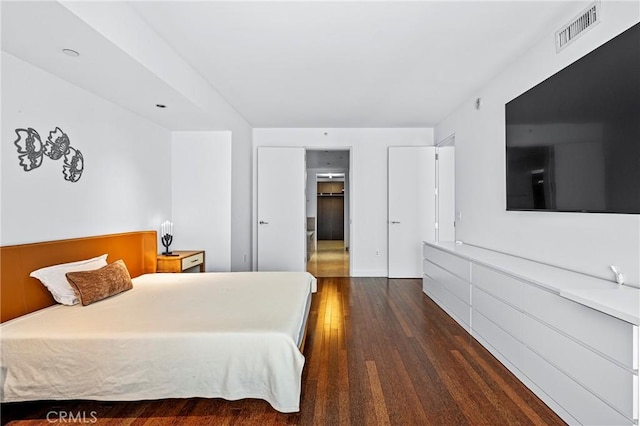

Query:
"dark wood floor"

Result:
[[1, 278, 565, 425]]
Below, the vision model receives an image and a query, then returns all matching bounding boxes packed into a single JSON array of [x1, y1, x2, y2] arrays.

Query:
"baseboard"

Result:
[[351, 270, 387, 277]]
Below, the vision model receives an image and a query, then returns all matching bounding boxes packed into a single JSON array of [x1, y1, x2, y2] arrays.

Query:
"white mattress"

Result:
[[0, 271, 317, 413]]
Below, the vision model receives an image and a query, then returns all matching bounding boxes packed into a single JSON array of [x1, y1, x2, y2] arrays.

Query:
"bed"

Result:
[[0, 231, 316, 413]]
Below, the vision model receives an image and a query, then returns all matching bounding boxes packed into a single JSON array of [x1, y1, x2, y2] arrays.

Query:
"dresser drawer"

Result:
[[474, 288, 521, 339], [472, 263, 523, 310], [423, 274, 470, 330], [422, 244, 470, 281], [522, 315, 635, 419], [522, 284, 636, 369], [181, 252, 204, 270], [423, 259, 471, 304], [472, 311, 524, 371], [523, 347, 632, 426]]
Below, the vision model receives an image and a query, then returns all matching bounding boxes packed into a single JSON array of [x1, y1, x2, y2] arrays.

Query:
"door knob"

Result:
[[259, 221, 269, 225], [391, 221, 401, 224]]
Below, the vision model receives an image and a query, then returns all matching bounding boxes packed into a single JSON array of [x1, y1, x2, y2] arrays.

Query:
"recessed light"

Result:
[[156, 104, 167, 109], [62, 48, 80, 57]]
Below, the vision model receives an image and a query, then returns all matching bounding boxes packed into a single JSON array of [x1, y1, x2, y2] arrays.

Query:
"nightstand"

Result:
[[157, 250, 205, 273]]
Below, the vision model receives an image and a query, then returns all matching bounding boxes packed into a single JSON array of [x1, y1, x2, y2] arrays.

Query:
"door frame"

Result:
[[306, 147, 353, 277]]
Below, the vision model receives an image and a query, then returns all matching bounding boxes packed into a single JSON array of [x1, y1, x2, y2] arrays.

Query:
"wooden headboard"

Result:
[[0, 231, 157, 323]]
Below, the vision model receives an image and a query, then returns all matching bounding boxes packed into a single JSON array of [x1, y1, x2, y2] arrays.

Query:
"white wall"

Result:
[[60, 1, 253, 272], [171, 132, 231, 271], [1, 52, 171, 246], [229, 124, 253, 272], [254, 128, 433, 277], [435, 2, 640, 286]]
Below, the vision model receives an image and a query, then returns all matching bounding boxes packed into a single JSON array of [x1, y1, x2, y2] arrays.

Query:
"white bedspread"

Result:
[[0, 271, 317, 413]]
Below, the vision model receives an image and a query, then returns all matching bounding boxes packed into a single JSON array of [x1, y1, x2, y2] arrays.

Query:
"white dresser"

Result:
[[422, 241, 639, 425]]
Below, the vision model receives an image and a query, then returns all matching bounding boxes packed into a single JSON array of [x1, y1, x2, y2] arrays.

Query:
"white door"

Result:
[[257, 147, 306, 271], [388, 147, 436, 278], [437, 146, 456, 242]]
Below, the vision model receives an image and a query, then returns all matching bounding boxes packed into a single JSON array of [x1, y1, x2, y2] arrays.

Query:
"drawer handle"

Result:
[[191, 258, 199, 263]]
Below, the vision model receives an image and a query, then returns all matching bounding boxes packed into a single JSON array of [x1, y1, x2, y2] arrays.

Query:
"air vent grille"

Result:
[[555, 1, 600, 52]]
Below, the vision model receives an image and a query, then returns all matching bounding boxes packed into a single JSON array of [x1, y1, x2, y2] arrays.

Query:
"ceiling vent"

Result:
[[555, 1, 601, 52]]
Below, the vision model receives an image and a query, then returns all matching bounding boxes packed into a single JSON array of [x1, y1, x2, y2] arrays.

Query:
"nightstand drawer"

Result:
[[182, 252, 204, 270], [157, 250, 205, 273]]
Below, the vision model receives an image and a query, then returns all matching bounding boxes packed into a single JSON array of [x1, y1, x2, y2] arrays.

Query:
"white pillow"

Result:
[[30, 254, 108, 305]]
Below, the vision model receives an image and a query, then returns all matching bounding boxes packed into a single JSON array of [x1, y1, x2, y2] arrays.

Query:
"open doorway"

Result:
[[306, 150, 350, 277]]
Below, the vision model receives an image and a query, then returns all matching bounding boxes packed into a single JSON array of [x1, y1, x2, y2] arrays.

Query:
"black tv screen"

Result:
[[506, 23, 639, 214]]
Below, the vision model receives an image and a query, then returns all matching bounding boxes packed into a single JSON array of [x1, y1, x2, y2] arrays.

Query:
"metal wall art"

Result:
[[14, 127, 84, 182]]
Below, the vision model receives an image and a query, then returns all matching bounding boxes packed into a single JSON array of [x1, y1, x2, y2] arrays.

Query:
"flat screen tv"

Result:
[[505, 23, 639, 214]]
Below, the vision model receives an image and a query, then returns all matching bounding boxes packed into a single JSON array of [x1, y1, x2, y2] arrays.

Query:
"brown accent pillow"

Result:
[[65, 259, 133, 306]]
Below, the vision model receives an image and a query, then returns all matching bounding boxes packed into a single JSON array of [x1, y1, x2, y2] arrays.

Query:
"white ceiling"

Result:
[[2, 1, 583, 130], [1, 1, 219, 131]]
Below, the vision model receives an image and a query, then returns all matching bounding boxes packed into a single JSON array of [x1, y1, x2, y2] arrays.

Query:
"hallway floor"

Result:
[[307, 240, 350, 277]]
